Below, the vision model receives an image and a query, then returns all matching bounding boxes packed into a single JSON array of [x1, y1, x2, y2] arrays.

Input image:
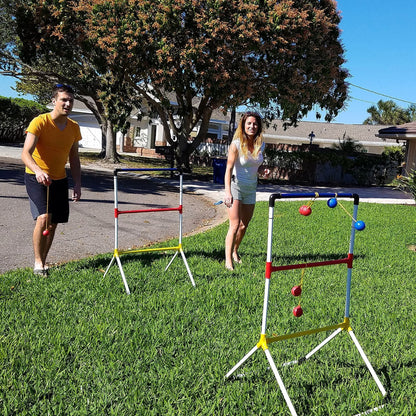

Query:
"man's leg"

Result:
[[33, 213, 55, 269], [33, 213, 57, 270]]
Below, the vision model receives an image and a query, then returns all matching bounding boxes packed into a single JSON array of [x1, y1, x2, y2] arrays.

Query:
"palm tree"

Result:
[[363, 100, 414, 125], [332, 136, 366, 154]]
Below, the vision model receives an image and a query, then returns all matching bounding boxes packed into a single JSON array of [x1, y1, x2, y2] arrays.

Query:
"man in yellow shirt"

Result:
[[21, 84, 82, 275]]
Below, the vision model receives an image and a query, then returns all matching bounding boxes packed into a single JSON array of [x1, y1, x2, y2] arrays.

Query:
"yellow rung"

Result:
[[119, 245, 180, 255], [266, 319, 350, 344]]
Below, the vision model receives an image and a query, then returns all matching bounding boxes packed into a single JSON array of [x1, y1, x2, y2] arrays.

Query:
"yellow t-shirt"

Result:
[[25, 113, 82, 180]]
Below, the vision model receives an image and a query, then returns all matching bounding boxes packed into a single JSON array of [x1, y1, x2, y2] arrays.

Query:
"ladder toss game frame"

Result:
[[225, 192, 387, 416], [104, 168, 195, 294]]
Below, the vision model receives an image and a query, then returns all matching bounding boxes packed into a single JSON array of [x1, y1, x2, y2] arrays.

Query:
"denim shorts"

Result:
[[24, 173, 70, 223]]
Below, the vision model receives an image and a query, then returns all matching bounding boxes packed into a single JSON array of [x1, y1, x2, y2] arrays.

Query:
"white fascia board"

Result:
[[376, 133, 416, 140], [263, 134, 402, 147]]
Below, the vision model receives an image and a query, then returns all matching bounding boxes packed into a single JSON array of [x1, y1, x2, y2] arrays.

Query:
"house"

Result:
[[376, 121, 416, 172], [68, 100, 403, 156], [122, 106, 232, 158], [66, 100, 102, 149], [68, 99, 231, 157], [263, 119, 402, 154]]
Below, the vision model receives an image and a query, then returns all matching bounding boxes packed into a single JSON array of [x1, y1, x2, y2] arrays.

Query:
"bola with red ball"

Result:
[[299, 205, 312, 216], [43, 185, 50, 237], [293, 305, 303, 317], [291, 285, 302, 297]]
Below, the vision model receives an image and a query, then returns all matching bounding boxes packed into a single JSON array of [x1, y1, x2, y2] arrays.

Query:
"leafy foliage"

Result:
[[332, 136, 366, 154], [0, 96, 48, 142], [263, 143, 404, 186], [363, 99, 416, 125], [2, 0, 348, 166], [396, 169, 416, 200]]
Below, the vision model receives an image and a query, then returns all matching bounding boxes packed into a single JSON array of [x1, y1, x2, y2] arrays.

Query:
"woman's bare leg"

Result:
[[232, 203, 255, 263], [225, 199, 242, 270]]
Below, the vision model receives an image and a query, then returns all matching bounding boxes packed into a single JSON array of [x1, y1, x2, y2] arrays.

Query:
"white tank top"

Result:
[[232, 139, 265, 189]]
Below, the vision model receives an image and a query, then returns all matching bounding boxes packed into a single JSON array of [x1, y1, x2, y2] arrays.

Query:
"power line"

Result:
[[348, 83, 416, 105], [349, 96, 376, 105]]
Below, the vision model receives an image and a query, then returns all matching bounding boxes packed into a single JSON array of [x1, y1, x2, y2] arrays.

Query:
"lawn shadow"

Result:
[[82, 251, 173, 272], [183, 248, 366, 264]]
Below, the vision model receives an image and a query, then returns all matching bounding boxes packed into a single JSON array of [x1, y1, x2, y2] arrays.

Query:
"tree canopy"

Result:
[[1, 0, 349, 167], [363, 100, 416, 126], [0, 96, 48, 143]]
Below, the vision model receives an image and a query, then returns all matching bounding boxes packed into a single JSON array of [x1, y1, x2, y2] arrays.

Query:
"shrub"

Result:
[[396, 169, 416, 200], [0, 96, 48, 143]]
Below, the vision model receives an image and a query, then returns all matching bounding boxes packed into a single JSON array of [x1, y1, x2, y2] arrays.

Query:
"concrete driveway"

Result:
[[0, 156, 222, 274]]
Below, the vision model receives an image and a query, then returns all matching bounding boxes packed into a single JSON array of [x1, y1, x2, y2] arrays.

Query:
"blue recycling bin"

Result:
[[212, 158, 227, 184]]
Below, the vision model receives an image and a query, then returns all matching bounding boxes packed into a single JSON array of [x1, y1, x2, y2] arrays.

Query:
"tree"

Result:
[[1, 0, 348, 168], [332, 136, 366, 154], [1, 0, 138, 161], [0, 96, 48, 143], [363, 100, 416, 125]]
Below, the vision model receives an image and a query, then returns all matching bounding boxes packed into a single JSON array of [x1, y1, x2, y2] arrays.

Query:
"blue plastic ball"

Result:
[[327, 198, 337, 208], [354, 220, 366, 231]]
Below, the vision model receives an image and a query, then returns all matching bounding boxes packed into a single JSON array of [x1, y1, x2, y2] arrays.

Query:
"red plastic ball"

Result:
[[293, 305, 303, 317], [299, 205, 312, 216], [291, 285, 302, 296]]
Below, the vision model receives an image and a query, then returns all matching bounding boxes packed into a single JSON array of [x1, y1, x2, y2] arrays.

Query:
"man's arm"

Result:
[[21, 132, 51, 185], [68, 141, 81, 201]]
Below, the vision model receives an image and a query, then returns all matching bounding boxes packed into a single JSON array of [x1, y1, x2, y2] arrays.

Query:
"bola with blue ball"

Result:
[[327, 197, 366, 232], [327, 198, 337, 208], [354, 220, 366, 231]]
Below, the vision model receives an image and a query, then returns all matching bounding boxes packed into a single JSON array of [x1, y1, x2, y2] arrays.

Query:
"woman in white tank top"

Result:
[[223, 111, 265, 271]]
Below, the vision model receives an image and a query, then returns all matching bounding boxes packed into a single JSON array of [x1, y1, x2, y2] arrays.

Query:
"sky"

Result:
[[1, 0, 415, 125]]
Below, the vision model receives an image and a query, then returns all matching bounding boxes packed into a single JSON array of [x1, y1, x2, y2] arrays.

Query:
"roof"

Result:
[[376, 121, 416, 140], [260, 119, 400, 147]]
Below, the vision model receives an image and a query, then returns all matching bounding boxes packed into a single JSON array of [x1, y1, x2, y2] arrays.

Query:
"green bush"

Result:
[[263, 143, 405, 186], [396, 169, 416, 200], [0, 96, 48, 143]]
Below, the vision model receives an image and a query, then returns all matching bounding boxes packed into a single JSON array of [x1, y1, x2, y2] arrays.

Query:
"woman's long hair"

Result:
[[233, 111, 263, 159]]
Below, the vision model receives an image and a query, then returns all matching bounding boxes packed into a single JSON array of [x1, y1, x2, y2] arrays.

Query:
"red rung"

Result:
[[117, 206, 181, 215], [271, 257, 350, 273]]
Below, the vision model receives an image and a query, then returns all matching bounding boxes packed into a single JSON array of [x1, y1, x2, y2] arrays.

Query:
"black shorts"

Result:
[[24, 173, 69, 223]]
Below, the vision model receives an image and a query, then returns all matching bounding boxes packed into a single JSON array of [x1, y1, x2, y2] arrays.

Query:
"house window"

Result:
[[133, 126, 141, 147]]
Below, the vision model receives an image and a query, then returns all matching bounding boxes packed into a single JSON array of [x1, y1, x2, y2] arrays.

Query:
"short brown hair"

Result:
[[52, 84, 75, 98]]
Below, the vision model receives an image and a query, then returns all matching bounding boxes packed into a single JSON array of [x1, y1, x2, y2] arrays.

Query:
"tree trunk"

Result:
[[174, 107, 214, 171], [175, 136, 192, 172], [104, 120, 119, 162]]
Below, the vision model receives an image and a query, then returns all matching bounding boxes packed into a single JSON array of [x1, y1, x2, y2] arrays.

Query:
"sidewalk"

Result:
[[185, 179, 415, 205], [2, 144, 414, 205]]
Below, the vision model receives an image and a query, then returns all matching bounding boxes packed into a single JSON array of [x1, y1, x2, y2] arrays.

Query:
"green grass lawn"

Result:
[[1, 201, 415, 415]]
